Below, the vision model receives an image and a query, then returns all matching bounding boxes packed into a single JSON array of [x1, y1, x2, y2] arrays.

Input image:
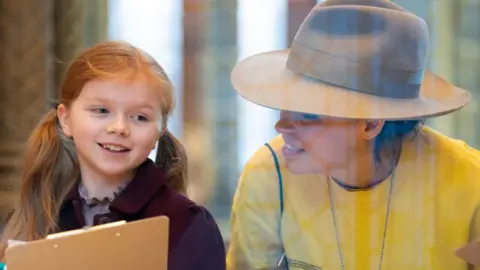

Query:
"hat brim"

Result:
[[231, 50, 471, 120]]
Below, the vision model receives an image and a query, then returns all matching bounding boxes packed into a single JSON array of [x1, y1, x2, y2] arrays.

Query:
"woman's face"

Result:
[[275, 110, 376, 175]]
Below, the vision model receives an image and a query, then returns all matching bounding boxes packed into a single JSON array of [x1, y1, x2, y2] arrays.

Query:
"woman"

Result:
[[227, 0, 480, 269]]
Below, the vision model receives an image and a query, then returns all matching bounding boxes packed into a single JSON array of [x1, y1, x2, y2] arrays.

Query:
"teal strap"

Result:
[[264, 143, 288, 269], [264, 143, 284, 214]]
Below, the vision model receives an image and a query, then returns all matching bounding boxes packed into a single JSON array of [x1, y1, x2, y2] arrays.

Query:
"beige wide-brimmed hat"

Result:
[[231, 0, 470, 120]]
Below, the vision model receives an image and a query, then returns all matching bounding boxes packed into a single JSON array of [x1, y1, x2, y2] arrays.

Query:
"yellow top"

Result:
[[227, 127, 480, 270]]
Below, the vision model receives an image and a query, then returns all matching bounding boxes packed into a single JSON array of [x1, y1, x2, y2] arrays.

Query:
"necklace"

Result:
[[327, 171, 395, 270], [331, 176, 388, 192]]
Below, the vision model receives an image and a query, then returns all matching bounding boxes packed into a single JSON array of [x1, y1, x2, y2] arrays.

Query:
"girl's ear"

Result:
[[57, 104, 72, 137]]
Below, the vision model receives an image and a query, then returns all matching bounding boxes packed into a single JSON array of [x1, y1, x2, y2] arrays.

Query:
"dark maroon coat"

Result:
[[58, 159, 226, 270]]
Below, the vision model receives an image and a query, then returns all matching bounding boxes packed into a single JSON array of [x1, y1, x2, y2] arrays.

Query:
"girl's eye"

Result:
[[133, 115, 149, 122], [92, 108, 109, 114]]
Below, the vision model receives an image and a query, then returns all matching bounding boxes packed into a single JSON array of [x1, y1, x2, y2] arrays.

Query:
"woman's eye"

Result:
[[302, 113, 321, 121]]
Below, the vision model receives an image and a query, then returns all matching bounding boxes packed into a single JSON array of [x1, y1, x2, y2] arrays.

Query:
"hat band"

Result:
[[286, 43, 424, 99]]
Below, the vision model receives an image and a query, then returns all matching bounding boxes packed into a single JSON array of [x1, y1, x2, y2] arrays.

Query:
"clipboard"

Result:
[[5, 216, 169, 270], [455, 239, 480, 266]]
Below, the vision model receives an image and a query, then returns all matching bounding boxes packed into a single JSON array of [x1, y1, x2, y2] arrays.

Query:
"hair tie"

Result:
[[49, 101, 60, 110]]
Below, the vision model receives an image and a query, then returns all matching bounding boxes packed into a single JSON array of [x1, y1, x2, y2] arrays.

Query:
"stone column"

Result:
[[182, 0, 238, 229], [52, 0, 108, 97], [0, 0, 108, 226], [392, 0, 459, 138], [399, 0, 480, 147], [205, 0, 238, 219], [182, 0, 212, 203], [422, 0, 457, 137], [0, 0, 54, 223], [450, 0, 480, 146]]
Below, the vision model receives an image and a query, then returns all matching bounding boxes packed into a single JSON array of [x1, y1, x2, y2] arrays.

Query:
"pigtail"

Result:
[[155, 130, 188, 195], [0, 108, 79, 258]]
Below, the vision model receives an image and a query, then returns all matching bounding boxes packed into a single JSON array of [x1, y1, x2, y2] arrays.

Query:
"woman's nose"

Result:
[[275, 118, 296, 134]]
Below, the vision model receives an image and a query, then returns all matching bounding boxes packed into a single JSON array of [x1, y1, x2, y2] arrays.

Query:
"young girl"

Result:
[[0, 41, 226, 269]]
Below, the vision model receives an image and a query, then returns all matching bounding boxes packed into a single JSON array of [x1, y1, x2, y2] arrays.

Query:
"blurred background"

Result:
[[0, 0, 478, 242]]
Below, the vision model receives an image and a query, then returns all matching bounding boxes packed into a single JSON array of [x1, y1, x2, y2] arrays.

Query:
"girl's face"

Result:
[[58, 77, 164, 183]]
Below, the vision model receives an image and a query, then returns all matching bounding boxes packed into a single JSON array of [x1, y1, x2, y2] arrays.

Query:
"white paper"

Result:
[[46, 220, 126, 239], [7, 240, 27, 249]]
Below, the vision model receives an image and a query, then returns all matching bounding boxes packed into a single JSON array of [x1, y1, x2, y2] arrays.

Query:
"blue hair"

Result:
[[373, 119, 424, 162]]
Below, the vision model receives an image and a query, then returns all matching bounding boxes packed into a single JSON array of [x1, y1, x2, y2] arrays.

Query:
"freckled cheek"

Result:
[[70, 129, 100, 155], [70, 121, 97, 138], [71, 115, 106, 135]]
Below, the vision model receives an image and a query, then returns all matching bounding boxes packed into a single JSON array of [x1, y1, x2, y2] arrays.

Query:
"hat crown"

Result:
[[286, 0, 430, 99], [229, 0, 470, 120]]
